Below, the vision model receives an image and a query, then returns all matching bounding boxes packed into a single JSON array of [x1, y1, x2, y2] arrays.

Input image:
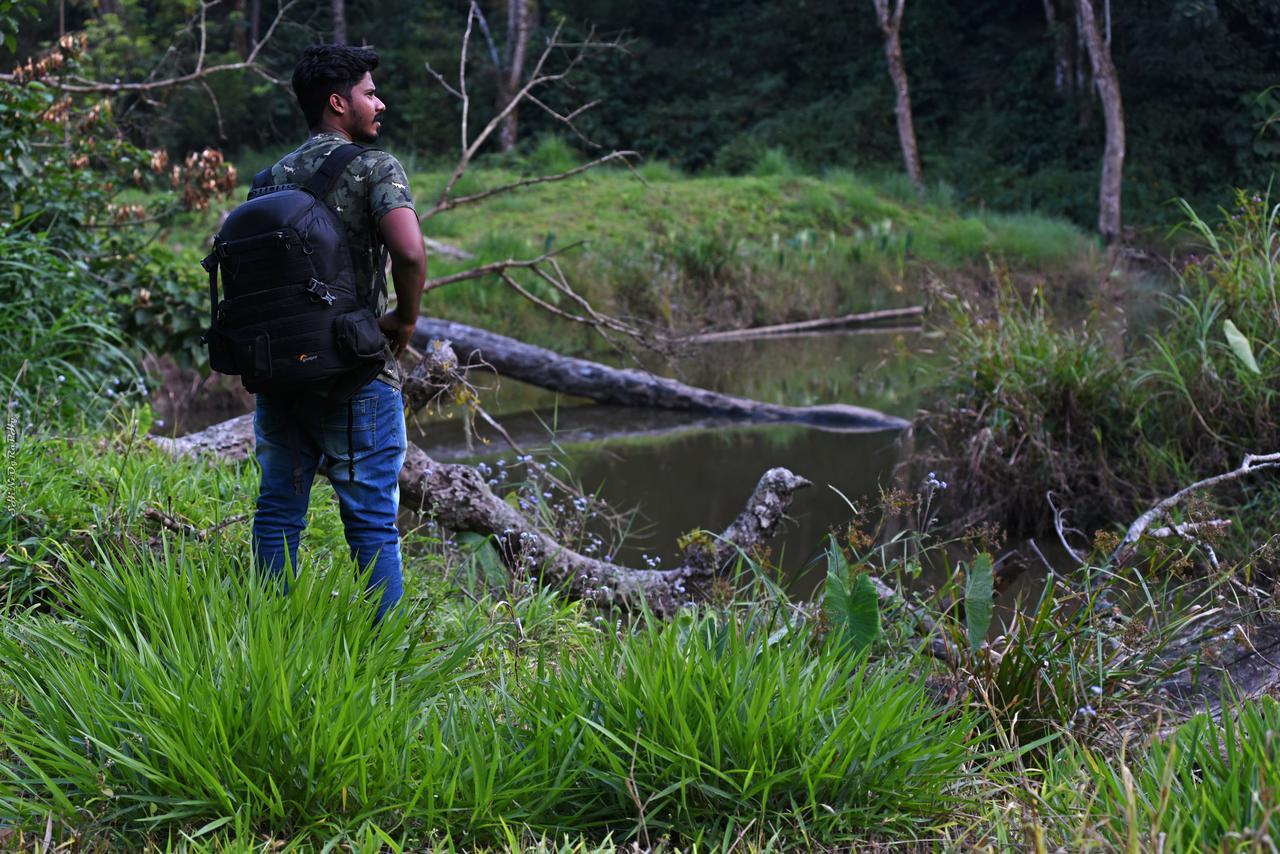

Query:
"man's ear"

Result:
[[327, 91, 347, 116]]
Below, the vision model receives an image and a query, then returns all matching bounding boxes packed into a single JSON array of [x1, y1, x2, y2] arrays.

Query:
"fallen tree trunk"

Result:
[[152, 414, 811, 615], [680, 306, 924, 344], [412, 318, 909, 431]]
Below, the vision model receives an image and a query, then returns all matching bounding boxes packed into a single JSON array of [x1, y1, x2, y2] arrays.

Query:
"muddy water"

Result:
[[410, 329, 926, 596]]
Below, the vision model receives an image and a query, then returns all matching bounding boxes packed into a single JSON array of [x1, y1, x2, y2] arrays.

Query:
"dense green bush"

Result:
[[925, 190, 1280, 540]]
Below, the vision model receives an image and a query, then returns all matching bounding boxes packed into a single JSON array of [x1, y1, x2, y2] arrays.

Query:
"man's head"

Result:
[[291, 44, 385, 143]]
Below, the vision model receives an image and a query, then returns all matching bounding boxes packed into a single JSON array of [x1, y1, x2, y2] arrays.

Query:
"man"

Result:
[[252, 44, 426, 621]]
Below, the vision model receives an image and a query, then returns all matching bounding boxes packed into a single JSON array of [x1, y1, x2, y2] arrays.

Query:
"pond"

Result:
[[410, 328, 927, 597]]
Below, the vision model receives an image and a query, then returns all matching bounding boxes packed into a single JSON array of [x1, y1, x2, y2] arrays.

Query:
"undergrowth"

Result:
[[924, 190, 1280, 549]]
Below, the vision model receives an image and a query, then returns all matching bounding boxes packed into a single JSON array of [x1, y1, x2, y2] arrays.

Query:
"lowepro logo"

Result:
[[298, 353, 319, 363]]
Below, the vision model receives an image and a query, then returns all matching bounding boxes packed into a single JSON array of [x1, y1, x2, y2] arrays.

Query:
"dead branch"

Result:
[[434, 150, 640, 216], [3, 0, 297, 92], [412, 317, 910, 430], [1047, 490, 1086, 565], [420, 4, 631, 222], [151, 413, 811, 616], [679, 306, 924, 344], [1111, 452, 1280, 565]]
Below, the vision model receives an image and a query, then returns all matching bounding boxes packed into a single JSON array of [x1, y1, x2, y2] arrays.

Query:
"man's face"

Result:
[[337, 71, 384, 143]]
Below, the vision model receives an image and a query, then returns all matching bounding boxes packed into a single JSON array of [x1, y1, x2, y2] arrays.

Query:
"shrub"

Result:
[[511, 609, 973, 840], [0, 542, 478, 841]]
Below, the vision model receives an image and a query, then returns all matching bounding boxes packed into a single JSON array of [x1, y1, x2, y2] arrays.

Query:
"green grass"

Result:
[[135, 149, 1096, 353], [1038, 697, 1280, 850], [922, 189, 1280, 548]]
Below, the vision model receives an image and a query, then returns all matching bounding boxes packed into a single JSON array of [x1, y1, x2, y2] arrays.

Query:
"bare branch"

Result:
[[423, 62, 463, 100], [2, 0, 299, 93], [199, 78, 226, 141], [425, 151, 639, 219], [1111, 452, 1280, 565], [422, 246, 581, 291]]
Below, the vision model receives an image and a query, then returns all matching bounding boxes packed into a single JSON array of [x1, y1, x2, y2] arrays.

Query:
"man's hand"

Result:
[[377, 206, 427, 358], [378, 311, 416, 356]]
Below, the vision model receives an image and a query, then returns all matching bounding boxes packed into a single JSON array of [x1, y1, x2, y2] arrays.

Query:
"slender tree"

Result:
[[1076, 0, 1124, 242], [496, 0, 532, 152], [332, 0, 347, 44], [1041, 0, 1074, 96], [871, 0, 922, 189]]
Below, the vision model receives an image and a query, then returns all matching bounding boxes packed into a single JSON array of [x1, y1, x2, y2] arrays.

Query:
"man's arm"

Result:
[[377, 206, 427, 356]]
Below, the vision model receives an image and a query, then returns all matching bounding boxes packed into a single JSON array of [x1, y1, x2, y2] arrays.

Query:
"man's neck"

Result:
[[311, 121, 352, 141]]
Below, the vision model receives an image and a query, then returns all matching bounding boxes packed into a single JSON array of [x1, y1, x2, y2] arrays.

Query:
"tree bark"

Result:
[[233, 0, 249, 58], [496, 0, 532, 153], [249, 0, 261, 48], [331, 0, 348, 44], [1076, 0, 1125, 242], [152, 415, 810, 616], [1041, 0, 1074, 96], [872, 0, 923, 190], [411, 318, 910, 431]]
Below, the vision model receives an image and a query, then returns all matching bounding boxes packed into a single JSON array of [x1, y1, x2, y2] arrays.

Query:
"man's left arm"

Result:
[[377, 207, 426, 355], [367, 154, 425, 355]]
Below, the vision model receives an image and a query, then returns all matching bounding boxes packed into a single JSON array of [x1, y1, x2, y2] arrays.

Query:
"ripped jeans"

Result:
[[251, 380, 407, 621]]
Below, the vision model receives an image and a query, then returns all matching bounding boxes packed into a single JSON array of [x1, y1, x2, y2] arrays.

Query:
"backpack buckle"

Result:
[[306, 278, 336, 307]]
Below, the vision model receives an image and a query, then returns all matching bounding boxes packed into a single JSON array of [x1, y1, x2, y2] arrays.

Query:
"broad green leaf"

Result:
[[824, 538, 880, 653], [1223, 319, 1261, 375], [965, 552, 994, 651], [843, 572, 882, 652], [456, 531, 507, 587]]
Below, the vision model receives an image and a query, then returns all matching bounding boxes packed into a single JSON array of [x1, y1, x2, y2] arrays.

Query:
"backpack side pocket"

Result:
[[334, 310, 385, 361]]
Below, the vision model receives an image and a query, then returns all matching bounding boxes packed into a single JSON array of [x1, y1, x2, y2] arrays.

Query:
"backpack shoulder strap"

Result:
[[303, 143, 376, 198]]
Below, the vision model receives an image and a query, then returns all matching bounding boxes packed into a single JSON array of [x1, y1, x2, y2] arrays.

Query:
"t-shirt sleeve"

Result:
[[362, 152, 416, 222]]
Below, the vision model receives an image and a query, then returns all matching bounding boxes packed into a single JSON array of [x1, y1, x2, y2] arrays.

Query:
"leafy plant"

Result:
[[963, 552, 994, 651], [824, 537, 881, 653]]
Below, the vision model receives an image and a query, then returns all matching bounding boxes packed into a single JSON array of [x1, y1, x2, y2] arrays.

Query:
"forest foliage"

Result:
[[7, 0, 1280, 227]]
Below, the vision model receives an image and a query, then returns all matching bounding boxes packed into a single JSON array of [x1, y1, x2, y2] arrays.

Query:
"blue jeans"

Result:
[[252, 380, 407, 621]]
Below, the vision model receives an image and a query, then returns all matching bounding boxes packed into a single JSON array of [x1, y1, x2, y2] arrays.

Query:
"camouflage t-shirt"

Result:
[[269, 131, 416, 388]]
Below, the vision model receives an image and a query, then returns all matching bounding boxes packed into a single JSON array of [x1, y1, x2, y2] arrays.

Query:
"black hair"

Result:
[[291, 44, 380, 129]]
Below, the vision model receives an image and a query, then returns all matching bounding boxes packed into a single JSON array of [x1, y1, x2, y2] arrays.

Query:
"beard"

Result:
[[354, 112, 383, 144]]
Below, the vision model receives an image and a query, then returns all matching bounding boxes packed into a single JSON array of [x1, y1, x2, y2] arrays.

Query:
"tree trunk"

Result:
[[152, 415, 811, 616], [1041, 0, 1074, 95], [1075, 0, 1125, 242], [411, 318, 909, 431], [872, 0, 923, 190], [331, 0, 348, 45], [249, 0, 261, 48], [497, 0, 531, 153], [233, 0, 249, 58]]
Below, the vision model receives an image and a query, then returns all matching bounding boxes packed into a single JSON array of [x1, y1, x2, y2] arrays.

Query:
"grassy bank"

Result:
[[1, 420, 1276, 850], [921, 191, 1280, 548], [152, 141, 1095, 354]]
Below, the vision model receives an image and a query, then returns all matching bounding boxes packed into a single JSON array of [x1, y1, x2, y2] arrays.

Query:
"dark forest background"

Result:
[[10, 0, 1280, 226]]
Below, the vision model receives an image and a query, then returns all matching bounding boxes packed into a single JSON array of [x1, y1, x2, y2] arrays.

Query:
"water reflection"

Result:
[[411, 405, 906, 598]]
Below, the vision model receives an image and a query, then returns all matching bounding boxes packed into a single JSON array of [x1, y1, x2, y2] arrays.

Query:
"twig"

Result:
[[679, 306, 925, 344], [5, 0, 298, 92], [144, 507, 249, 540], [429, 150, 639, 217], [1111, 451, 1280, 565], [1046, 491, 1086, 565]]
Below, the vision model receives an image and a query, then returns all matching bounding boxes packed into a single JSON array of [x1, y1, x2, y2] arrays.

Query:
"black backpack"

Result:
[[202, 143, 386, 402]]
